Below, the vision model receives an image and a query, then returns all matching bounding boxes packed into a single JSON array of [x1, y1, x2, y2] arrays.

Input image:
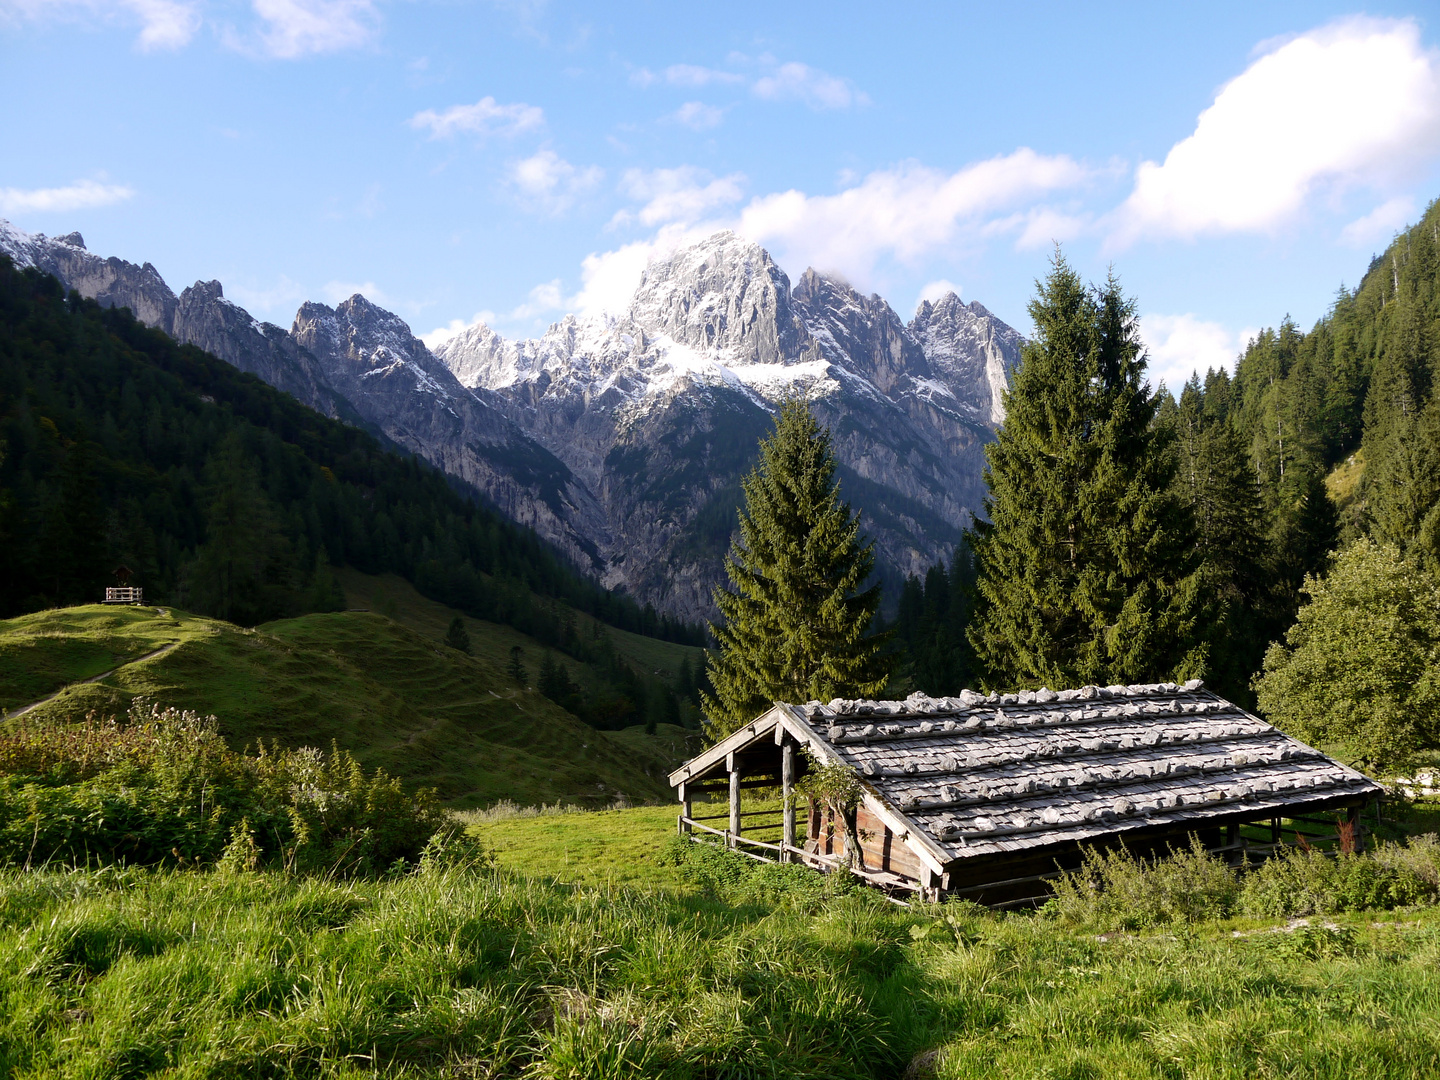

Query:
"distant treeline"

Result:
[[894, 198, 1440, 705], [0, 258, 704, 651]]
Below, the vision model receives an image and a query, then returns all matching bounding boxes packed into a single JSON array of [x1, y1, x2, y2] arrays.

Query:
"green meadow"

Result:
[[2, 804, 1440, 1078]]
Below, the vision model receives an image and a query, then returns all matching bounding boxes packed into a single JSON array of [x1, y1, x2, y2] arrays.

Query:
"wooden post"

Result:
[[679, 781, 691, 836], [781, 737, 796, 862], [728, 752, 741, 847], [1270, 816, 1281, 845]]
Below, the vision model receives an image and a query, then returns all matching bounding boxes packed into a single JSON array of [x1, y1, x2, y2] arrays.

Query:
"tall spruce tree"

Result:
[[1167, 374, 1271, 702], [968, 252, 1206, 689], [702, 399, 892, 740]]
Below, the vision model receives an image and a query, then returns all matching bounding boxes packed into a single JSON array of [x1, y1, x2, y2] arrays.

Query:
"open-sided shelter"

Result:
[[669, 680, 1385, 905]]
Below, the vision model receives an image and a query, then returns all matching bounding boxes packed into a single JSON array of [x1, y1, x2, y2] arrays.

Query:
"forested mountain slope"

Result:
[[0, 258, 693, 633], [0, 257, 704, 734], [892, 198, 1440, 706]]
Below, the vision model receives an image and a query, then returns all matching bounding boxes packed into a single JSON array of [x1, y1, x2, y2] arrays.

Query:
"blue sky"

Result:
[[3, 1, 1440, 390]]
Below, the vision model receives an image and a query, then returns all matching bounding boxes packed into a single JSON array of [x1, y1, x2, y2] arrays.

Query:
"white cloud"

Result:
[[751, 61, 868, 109], [508, 149, 603, 215], [735, 149, 1090, 280], [321, 280, 387, 305], [408, 96, 545, 140], [0, 0, 199, 49], [0, 178, 135, 214], [612, 166, 745, 228], [250, 0, 379, 58], [570, 223, 715, 317], [1003, 207, 1090, 250], [662, 63, 745, 88], [1138, 313, 1259, 392], [670, 101, 724, 131], [125, 0, 199, 48], [630, 56, 866, 110], [510, 278, 563, 319], [421, 319, 478, 350], [1340, 195, 1416, 247], [421, 279, 567, 347], [916, 279, 961, 310], [1112, 17, 1440, 246], [565, 149, 1087, 312]]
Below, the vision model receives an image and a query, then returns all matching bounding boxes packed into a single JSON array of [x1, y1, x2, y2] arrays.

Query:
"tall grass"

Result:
[[3, 853, 1440, 1078], [0, 862, 929, 1079]]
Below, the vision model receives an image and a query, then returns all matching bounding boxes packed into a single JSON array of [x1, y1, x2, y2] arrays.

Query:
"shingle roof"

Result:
[[793, 680, 1384, 861]]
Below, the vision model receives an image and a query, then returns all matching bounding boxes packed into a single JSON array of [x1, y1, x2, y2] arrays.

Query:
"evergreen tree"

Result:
[[675, 655, 696, 704], [702, 399, 892, 740], [506, 645, 527, 687], [968, 253, 1205, 689], [443, 616, 470, 653], [1167, 375, 1270, 701]]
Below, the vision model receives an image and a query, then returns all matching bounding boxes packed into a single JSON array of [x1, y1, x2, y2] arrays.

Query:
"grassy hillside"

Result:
[[0, 591, 698, 807], [335, 568, 705, 701]]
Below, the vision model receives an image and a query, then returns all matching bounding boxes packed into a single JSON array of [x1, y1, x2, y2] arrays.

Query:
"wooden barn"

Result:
[[668, 680, 1386, 905]]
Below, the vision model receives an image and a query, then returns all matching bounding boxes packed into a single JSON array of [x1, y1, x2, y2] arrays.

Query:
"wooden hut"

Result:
[[103, 566, 144, 606], [668, 680, 1385, 905]]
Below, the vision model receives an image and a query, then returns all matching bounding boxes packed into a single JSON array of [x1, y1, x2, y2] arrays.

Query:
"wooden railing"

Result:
[[677, 814, 919, 895]]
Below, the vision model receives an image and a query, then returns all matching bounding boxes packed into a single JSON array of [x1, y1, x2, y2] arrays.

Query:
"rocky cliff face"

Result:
[[3, 220, 1023, 622], [435, 231, 1023, 619], [1, 224, 177, 332], [909, 294, 1022, 426]]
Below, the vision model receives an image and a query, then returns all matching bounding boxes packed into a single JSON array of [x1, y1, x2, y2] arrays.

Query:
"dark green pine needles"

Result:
[[702, 400, 892, 739], [968, 252, 1207, 690]]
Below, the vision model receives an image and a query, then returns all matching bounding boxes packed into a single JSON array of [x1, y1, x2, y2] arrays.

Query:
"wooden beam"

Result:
[[679, 781, 691, 834], [782, 736, 796, 863], [729, 760, 741, 843], [687, 776, 781, 793]]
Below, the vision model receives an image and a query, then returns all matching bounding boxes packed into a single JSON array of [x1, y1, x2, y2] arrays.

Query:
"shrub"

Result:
[[0, 701, 446, 874], [1239, 835, 1440, 917], [1050, 838, 1241, 930], [1050, 834, 1440, 928]]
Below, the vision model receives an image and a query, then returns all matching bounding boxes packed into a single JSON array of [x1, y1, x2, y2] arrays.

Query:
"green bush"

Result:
[[1049, 837, 1241, 930], [0, 702, 446, 874], [1050, 833, 1440, 928], [1239, 835, 1440, 917]]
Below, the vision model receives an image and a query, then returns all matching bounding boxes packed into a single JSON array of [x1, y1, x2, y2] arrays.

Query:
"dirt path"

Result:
[[2, 641, 182, 721]]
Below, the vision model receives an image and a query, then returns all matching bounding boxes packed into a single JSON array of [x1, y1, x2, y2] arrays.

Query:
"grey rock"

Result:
[[436, 231, 1023, 620]]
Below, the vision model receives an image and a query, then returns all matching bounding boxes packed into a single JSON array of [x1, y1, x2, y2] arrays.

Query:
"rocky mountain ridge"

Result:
[[1, 221, 1022, 621], [434, 232, 1021, 616], [0, 220, 608, 572]]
